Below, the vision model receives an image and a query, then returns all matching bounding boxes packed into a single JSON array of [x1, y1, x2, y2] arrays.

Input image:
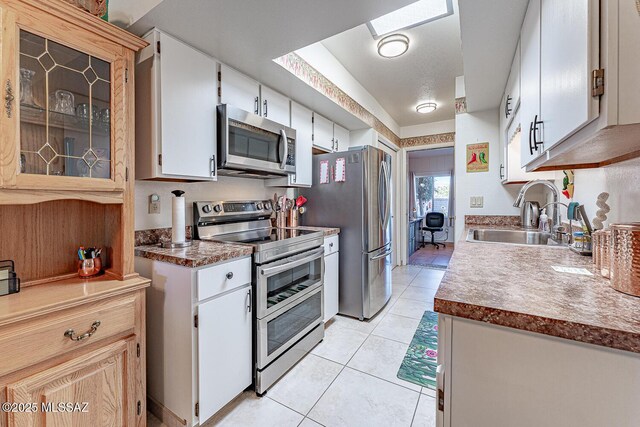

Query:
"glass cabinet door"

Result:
[[18, 30, 111, 179]]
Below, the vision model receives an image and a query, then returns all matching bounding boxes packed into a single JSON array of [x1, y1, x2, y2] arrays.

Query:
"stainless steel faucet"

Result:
[[513, 180, 561, 231]]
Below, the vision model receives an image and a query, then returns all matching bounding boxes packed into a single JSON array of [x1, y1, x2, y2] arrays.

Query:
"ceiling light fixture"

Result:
[[416, 102, 437, 114], [377, 34, 409, 58], [368, 0, 453, 37]]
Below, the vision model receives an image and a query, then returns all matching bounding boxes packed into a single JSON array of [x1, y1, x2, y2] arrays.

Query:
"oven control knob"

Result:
[[264, 201, 271, 210], [256, 202, 263, 210], [213, 204, 223, 213], [202, 204, 212, 213]]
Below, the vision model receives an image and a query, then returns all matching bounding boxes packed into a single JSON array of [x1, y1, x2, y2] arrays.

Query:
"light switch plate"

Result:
[[470, 196, 484, 208]]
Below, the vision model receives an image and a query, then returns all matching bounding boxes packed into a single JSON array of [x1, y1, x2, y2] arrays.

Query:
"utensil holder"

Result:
[[610, 224, 640, 296], [78, 256, 102, 278], [276, 212, 287, 229], [288, 207, 299, 228]]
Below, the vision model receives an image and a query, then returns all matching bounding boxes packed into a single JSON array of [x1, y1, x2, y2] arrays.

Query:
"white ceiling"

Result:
[[457, 0, 528, 112], [320, 1, 463, 127], [128, 0, 415, 130], [408, 147, 454, 158]]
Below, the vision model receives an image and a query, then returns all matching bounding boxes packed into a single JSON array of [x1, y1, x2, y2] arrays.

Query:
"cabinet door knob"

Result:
[[64, 320, 101, 342], [226, 272, 234, 280], [329, 242, 334, 248]]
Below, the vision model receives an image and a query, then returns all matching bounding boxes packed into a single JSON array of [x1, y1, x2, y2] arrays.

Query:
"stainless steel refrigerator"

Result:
[[301, 146, 392, 320]]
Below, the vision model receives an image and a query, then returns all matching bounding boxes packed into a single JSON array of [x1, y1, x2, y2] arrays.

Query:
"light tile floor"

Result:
[[149, 265, 444, 427]]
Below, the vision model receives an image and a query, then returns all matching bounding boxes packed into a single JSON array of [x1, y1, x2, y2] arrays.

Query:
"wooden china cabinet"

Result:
[[0, 1, 149, 426]]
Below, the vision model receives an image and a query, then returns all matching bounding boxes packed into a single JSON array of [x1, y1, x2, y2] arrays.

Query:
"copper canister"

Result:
[[592, 230, 601, 272], [610, 224, 640, 297], [601, 229, 611, 279]]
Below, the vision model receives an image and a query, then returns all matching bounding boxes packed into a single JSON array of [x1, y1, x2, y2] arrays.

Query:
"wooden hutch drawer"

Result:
[[0, 293, 138, 377]]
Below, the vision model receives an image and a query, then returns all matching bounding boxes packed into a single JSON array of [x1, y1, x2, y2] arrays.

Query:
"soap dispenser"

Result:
[[539, 208, 550, 233]]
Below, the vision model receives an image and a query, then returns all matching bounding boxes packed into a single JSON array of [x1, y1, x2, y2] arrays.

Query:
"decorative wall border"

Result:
[[275, 52, 456, 149], [400, 132, 455, 148]]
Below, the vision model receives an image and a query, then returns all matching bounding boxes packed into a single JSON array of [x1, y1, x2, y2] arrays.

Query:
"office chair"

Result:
[[421, 212, 446, 249]]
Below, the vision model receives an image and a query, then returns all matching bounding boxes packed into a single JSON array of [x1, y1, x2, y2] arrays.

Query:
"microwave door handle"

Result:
[[279, 129, 288, 170], [260, 247, 324, 276]]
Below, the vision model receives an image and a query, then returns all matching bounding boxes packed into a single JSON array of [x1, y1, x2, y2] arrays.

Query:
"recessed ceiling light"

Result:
[[368, 0, 453, 38], [377, 34, 409, 58], [416, 102, 437, 114]]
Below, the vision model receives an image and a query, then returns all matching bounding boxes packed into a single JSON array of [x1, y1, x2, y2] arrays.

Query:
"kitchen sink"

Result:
[[466, 228, 565, 247]]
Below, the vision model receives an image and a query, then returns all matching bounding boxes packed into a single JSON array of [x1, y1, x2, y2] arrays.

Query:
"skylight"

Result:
[[367, 0, 453, 38]]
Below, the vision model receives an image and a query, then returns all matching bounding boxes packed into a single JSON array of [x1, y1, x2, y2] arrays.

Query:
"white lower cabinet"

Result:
[[437, 315, 640, 427], [135, 255, 252, 426], [198, 284, 252, 422], [323, 235, 339, 322]]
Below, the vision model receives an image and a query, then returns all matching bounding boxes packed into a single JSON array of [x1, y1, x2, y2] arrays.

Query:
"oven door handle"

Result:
[[260, 247, 325, 276], [279, 129, 288, 170], [370, 249, 393, 261]]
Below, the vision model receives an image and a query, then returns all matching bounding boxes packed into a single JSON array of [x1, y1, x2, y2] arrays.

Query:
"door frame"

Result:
[[398, 142, 455, 266]]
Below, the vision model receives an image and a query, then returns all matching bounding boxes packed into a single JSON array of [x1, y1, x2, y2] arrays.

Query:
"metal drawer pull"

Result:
[[64, 321, 101, 342], [226, 272, 234, 280]]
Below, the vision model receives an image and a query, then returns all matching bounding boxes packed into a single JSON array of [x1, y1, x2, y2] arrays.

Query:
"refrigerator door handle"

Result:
[[370, 249, 393, 261], [381, 160, 391, 230], [378, 161, 385, 229]]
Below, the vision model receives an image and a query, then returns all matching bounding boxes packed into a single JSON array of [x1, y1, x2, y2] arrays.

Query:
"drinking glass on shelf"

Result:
[[51, 90, 75, 115], [99, 107, 110, 131], [19, 68, 39, 107]]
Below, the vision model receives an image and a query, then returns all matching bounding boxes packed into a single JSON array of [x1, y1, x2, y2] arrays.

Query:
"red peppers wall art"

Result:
[[466, 142, 489, 173]]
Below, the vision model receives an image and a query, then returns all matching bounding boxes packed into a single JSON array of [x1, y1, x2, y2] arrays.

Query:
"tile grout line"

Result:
[[345, 365, 423, 394]]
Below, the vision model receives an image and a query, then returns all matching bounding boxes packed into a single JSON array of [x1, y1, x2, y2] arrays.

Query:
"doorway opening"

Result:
[[407, 147, 455, 268]]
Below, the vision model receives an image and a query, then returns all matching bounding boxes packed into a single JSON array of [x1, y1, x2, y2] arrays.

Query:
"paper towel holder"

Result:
[[160, 190, 193, 248]]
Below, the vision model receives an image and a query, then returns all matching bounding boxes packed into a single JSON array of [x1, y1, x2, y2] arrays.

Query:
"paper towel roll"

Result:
[[171, 190, 186, 243]]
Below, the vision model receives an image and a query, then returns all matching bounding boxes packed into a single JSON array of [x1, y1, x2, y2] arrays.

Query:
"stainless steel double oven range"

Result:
[[194, 200, 325, 394]]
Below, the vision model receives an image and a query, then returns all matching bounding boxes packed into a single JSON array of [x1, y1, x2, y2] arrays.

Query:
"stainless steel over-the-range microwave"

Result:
[[217, 104, 296, 178]]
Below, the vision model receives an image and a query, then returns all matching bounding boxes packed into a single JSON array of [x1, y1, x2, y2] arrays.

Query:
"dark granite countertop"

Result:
[[135, 241, 253, 268], [434, 226, 640, 353]]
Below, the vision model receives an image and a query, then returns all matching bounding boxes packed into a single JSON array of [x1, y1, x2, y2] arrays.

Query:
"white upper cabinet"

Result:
[[219, 65, 291, 126], [260, 86, 291, 126], [540, 0, 599, 151], [519, 0, 542, 168], [504, 40, 521, 122], [136, 29, 217, 181], [266, 101, 313, 187], [219, 64, 260, 115], [313, 113, 335, 152], [333, 124, 350, 152], [517, 0, 640, 171]]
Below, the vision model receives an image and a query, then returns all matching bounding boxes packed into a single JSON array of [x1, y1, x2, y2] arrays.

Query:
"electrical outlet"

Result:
[[149, 193, 161, 214]]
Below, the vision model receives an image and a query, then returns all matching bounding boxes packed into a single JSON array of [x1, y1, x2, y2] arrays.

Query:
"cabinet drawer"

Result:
[[323, 235, 339, 256], [197, 257, 252, 301], [0, 293, 138, 377]]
